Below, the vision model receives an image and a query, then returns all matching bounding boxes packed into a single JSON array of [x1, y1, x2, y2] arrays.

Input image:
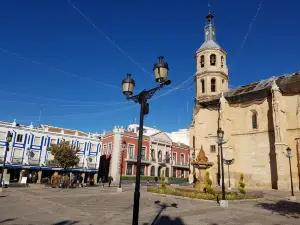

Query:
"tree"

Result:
[[48, 141, 80, 171], [238, 174, 246, 194]]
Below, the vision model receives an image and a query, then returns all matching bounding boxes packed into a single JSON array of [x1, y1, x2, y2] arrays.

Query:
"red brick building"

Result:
[[101, 127, 190, 182]]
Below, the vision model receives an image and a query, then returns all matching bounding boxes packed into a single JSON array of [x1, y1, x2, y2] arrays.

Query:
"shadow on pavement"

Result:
[[52, 220, 80, 225], [142, 200, 181, 225], [0, 219, 15, 224], [257, 200, 300, 218]]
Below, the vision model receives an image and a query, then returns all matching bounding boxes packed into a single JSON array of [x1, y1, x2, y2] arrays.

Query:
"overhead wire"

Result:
[[229, 0, 264, 69], [67, 0, 154, 79], [0, 47, 120, 89]]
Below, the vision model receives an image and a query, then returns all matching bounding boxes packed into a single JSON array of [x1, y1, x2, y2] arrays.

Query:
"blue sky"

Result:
[[0, 0, 299, 133]]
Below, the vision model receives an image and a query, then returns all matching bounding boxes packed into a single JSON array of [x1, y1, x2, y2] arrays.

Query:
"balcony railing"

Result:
[[158, 158, 166, 165], [126, 155, 151, 164], [28, 159, 40, 165], [172, 161, 189, 168], [87, 163, 97, 169], [46, 160, 58, 167], [75, 162, 84, 168], [12, 157, 23, 164]]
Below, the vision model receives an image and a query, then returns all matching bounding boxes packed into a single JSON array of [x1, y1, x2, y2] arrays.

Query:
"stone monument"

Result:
[[191, 146, 214, 191]]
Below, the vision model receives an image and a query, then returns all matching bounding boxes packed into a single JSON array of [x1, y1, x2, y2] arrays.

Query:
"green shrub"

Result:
[[205, 171, 215, 194], [147, 187, 261, 200], [238, 174, 246, 194]]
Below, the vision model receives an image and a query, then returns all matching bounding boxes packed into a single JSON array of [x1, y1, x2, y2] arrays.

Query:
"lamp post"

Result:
[[122, 56, 171, 225], [217, 128, 226, 202], [118, 141, 126, 191], [0, 131, 13, 188], [223, 158, 234, 190], [192, 151, 195, 172], [286, 147, 295, 199]]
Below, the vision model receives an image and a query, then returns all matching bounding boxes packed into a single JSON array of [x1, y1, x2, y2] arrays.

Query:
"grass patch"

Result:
[[147, 187, 263, 201]]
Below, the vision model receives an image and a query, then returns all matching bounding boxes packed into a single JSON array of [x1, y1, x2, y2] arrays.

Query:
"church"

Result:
[[190, 13, 300, 190]]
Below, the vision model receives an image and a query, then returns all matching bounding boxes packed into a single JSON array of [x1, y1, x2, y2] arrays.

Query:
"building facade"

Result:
[[0, 120, 102, 183], [102, 127, 190, 182], [127, 124, 190, 145], [190, 13, 300, 190]]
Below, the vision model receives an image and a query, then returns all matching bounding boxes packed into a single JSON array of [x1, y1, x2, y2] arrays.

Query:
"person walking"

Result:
[[101, 176, 105, 188], [79, 175, 84, 188], [108, 174, 113, 187]]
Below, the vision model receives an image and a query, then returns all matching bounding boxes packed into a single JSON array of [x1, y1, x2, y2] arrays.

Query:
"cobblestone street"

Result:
[[0, 185, 300, 225]]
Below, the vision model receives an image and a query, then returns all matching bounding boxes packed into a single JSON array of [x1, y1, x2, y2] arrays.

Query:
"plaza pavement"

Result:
[[0, 184, 299, 225]]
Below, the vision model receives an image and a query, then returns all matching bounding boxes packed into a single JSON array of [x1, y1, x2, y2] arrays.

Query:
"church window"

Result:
[[252, 111, 258, 129], [201, 79, 205, 93], [200, 55, 204, 68], [211, 78, 216, 92], [221, 56, 224, 68], [210, 145, 216, 153], [210, 54, 216, 66]]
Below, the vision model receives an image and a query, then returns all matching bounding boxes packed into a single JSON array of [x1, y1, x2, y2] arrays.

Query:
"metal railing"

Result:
[[28, 159, 40, 165], [12, 157, 23, 164], [75, 162, 84, 168], [126, 155, 151, 163], [87, 163, 97, 169], [46, 160, 58, 167], [172, 160, 189, 168]]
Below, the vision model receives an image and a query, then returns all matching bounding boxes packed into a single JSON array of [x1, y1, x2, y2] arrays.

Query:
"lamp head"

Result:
[[122, 73, 135, 97], [286, 147, 292, 157], [153, 56, 169, 84], [6, 131, 13, 143], [217, 128, 224, 140]]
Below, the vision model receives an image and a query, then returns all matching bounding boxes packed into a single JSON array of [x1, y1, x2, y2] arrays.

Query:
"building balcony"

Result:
[[28, 159, 40, 166], [158, 158, 166, 165], [12, 157, 23, 165], [75, 162, 85, 169], [87, 163, 97, 169], [126, 155, 151, 164], [172, 161, 189, 169], [46, 160, 58, 167]]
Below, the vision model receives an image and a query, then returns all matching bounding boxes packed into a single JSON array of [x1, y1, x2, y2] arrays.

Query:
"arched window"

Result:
[[211, 78, 216, 92], [200, 55, 205, 68], [201, 79, 205, 93], [158, 150, 162, 160], [210, 54, 216, 66], [150, 166, 155, 176], [221, 56, 224, 68], [252, 111, 258, 129]]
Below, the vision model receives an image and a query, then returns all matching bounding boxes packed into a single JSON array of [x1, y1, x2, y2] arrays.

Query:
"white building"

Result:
[[126, 124, 190, 145], [0, 120, 102, 183]]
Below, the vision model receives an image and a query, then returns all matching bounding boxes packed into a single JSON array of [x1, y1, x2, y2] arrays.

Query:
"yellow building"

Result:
[[190, 13, 300, 190]]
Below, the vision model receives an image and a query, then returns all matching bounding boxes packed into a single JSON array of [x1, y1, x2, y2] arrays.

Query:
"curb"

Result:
[[147, 192, 264, 202]]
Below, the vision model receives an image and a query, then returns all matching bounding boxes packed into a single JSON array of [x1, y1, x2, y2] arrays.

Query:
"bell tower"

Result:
[[195, 13, 229, 100]]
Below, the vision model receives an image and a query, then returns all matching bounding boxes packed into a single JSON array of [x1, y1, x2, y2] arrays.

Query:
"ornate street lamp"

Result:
[[223, 158, 235, 190], [286, 147, 295, 198], [217, 128, 226, 201], [0, 131, 13, 188], [122, 56, 171, 225], [118, 141, 127, 190]]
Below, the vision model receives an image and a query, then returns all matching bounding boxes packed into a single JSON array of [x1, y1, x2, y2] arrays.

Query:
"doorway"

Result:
[[98, 155, 111, 182]]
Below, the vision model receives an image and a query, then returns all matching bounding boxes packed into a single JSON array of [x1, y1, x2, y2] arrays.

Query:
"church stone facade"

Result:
[[190, 13, 300, 190]]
